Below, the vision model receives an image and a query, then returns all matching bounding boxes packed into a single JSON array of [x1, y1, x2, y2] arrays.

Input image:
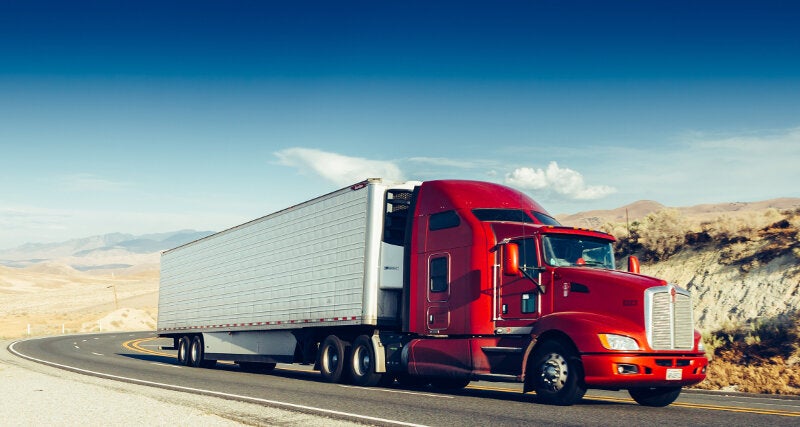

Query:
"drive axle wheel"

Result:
[[319, 335, 351, 383], [531, 340, 586, 406], [350, 335, 383, 387]]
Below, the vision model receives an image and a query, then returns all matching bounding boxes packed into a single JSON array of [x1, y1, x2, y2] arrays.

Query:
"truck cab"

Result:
[[401, 180, 707, 406]]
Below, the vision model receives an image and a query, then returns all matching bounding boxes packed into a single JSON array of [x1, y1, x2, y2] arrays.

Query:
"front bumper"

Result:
[[581, 353, 708, 389]]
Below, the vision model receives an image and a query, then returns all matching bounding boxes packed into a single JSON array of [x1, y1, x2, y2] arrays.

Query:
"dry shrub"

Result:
[[710, 315, 800, 364], [696, 313, 800, 394], [612, 209, 688, 261], [607, 208, 800, 266], [695, 359, 800, 394]]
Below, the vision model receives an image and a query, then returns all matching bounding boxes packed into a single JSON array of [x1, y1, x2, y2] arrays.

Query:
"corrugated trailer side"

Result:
[[158, 180, 385, 334]]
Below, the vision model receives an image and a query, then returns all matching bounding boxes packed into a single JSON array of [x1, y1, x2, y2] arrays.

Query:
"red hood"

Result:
[[551, 267, 668, 335]]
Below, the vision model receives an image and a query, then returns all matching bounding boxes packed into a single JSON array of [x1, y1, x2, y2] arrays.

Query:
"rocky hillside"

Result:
[[564, 199, 800, 394], [561, 198, 800, 332]]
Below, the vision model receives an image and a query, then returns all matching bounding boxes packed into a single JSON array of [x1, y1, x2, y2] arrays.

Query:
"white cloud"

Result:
[[275, 147, 405, 186], [505, 161, 616, 200]]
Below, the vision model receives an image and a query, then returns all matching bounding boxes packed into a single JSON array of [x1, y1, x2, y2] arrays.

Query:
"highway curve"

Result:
[[9, 332, 800, 427]]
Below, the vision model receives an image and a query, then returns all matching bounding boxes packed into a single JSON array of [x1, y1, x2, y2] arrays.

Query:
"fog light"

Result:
[[617, 364, 639, 374]]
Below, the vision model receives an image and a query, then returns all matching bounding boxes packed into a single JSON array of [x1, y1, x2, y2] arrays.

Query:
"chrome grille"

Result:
[[646, 285, 695, 350]]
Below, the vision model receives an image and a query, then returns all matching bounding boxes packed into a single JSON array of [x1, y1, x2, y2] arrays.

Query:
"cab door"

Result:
[[426, 253, 451, 332], [496, 238, 541, 322]]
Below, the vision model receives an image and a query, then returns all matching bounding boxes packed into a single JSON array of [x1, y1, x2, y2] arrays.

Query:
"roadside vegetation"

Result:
[[601, 208, 800, 394]]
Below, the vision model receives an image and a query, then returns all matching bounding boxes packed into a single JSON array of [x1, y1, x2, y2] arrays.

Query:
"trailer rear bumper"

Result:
[[580, 353, 708, 389]]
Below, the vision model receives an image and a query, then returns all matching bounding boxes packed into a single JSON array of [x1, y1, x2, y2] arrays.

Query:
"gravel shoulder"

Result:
[[1, 340, 364, 426]]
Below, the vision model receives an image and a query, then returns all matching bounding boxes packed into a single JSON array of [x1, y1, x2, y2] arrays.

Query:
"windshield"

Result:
[[542, 234, 615, 269]]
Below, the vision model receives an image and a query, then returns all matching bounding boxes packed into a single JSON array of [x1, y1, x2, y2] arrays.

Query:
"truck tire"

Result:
[[177, 336, 191, 366], [189, 336, 203, 367], [319, 335, 350, 383], [350, 335, 383, 387], [531, 340, 586, 406], [628, 386, 682, 407], [188, 336, 216, 368]]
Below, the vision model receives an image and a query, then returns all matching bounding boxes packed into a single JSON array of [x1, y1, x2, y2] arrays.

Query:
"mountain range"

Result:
[[0, 230, 213, 271]]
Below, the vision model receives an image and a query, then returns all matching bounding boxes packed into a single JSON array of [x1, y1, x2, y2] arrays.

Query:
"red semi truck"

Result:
[[158, 179, 707, 406]]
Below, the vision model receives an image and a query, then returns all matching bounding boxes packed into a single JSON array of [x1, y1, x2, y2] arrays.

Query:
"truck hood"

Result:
[[550, 267, 668, 334]]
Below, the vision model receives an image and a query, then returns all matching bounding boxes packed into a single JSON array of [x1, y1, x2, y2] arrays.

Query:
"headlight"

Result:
[[697, 339, 705, 352], [599, 333, 640, 351]]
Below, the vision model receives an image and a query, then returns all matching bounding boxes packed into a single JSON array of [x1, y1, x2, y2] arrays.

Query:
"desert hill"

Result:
[[557, 197, 800, 229], [558, 199, 800, 331], [0, 230, 213, 271], [0, 230, 212, 339]]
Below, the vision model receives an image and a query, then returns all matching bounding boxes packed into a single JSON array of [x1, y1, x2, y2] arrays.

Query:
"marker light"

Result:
[[599, 333, 640, 351]]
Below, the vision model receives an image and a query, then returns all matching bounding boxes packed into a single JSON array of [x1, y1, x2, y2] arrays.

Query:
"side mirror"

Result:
[[503, 243, 520, 276], [628, 256, 640, 274]]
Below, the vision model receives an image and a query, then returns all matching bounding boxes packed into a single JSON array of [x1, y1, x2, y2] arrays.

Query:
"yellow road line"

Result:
[[123, 339, 799, 417], [122, 337, 172, 357]]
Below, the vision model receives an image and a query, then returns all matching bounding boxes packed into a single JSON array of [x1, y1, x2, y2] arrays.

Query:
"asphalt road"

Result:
[[9, 331, 800, 426]]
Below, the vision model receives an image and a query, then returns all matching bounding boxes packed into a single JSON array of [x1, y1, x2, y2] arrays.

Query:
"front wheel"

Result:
[[531, 340, 586, 406], [628, 387, 682, 407]]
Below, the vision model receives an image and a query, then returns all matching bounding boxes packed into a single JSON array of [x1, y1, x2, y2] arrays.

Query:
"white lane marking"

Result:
[[338, 384, 455, 399], [8, 340, 427, 427], [150, 362, 182, 368], [92, 352, 104, 356], [73, 345, 80, 350]]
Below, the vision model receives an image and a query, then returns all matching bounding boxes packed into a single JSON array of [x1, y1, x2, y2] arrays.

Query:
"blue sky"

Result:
[[1, 1, 799, 248]]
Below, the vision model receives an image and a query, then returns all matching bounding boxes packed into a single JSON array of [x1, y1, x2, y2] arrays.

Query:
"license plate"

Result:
[[666, 368, 683, 381]]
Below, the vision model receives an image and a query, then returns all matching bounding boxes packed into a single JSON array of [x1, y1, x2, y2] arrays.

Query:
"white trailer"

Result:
[[158, 178, 418, 377]]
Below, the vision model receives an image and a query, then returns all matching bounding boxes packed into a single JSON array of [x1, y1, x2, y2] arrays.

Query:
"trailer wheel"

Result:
[[188, 336, 216, 368], [531, 340, 586, 406], [189, 336, 203, 367], [319, 335, 350, 383], [177, 336, 191, 366], [350, 335, 383, 387], [628, 386, 682, 407]]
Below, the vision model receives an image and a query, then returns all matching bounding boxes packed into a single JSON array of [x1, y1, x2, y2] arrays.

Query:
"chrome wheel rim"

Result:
[[539, 353, 569, 392]]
